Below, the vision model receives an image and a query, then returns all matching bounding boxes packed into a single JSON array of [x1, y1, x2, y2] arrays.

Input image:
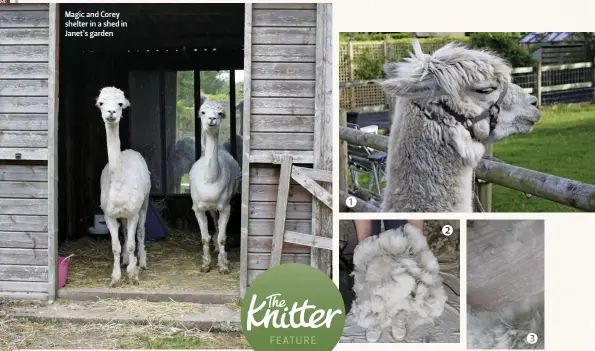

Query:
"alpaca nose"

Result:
[[529, 95, 538, 106], [107, 109, 116, 115]]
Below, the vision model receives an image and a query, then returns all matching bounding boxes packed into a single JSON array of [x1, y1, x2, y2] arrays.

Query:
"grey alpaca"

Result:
[[380, 40, 541, 212]]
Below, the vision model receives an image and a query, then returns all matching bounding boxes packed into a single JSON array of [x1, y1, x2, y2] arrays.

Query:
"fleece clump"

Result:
[[348, 224, 447, 338]]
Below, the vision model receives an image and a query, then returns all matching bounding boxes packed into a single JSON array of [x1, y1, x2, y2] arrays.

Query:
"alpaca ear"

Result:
[[122, 98, 130, 109], [381, 64, 445, 99]]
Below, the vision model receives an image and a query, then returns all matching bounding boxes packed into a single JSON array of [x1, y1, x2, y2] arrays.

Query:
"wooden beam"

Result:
[[311, 3, 332, 276], [269, 156, 293, 269], [249, 150, 314, 164], [291, 166, 332, 209], [292, 166, 331, 183], [339, 126, 388, 151], [284, 230, 332, 250], [239, 4, 252, 301], [339, 190, 381, 212]]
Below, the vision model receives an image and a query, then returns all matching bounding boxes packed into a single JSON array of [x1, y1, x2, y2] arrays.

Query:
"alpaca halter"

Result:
[[413, 82, 509, 140]]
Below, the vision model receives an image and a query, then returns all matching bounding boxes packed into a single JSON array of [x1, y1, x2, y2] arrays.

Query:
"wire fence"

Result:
[[340, 40, 595, 110]]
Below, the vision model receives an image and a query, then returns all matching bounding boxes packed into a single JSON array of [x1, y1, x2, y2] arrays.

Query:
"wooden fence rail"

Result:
[[340, 126, 595, 212]]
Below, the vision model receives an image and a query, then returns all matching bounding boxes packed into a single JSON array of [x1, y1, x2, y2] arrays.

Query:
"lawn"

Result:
[[345, 103, 595, 212], [491, 103, 595, 212]]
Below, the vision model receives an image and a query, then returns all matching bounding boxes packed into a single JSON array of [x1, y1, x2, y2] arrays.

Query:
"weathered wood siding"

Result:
[[0, 4, 50, 299], [243, 3, 331, 291]]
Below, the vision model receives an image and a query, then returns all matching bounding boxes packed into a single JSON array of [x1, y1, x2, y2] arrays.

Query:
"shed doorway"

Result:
[[56, 3, 244, 299]]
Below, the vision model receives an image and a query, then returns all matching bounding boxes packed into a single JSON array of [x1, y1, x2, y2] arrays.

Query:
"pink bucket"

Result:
[[58, 255, 73, 288]]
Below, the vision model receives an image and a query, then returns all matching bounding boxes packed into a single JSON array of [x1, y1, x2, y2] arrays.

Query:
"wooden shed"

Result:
[[0, 3, 332, 301]]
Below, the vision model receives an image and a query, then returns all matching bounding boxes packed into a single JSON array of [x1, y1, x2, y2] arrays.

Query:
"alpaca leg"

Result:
[[216, 205, 231, 274], [125, 216, 140, 283], [121, 219, 129, 266], [210, 210, 219, 254], [137, 198, 149, 269], [194, 210, 211, 272], [105, 216, 122, 287]]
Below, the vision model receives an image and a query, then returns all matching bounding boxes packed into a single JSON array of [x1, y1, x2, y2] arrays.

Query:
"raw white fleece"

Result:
[[348, 224, 447, 335]]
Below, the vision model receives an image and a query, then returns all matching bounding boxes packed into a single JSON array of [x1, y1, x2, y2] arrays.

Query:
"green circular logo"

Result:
[[241, 264, 345, 351]]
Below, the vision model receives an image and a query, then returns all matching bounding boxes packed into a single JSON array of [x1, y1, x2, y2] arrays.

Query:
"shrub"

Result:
[[469, 32, 535, 67]]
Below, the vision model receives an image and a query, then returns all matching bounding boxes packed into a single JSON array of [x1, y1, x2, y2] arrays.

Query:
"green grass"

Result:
[[491, 103, 595, 212], [347, 103, 595, 212], [119, 334, 251, 349]]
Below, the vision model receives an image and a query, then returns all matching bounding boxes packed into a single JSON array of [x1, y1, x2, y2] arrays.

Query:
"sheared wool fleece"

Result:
[[467, 294, 544, 349], [349, 224, 447, 334]]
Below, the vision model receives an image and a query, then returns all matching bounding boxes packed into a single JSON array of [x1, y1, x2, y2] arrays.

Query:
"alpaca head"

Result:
[[96, 87, 130, 125], [199, 100, 226, 134], [381, 40, 541, 142]]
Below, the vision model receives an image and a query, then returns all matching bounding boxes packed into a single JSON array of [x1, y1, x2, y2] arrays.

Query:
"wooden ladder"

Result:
[[269, 155, 333, 268]]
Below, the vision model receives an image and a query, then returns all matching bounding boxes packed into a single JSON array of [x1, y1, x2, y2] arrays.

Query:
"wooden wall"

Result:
[[242, 3, 331, 294], [0, 4, 51, 299]]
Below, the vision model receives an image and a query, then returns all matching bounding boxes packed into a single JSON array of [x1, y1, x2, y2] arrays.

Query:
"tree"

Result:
[[469, 32, 535, 67]]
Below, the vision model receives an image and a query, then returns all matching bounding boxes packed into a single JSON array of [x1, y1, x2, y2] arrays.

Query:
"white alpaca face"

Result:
[[468, 82, 541, 142], [199, 100, 226, 133], [96, 87, 130, 125]]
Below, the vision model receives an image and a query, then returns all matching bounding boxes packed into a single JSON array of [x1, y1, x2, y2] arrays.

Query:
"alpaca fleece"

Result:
[[348, 224, 447, 336], [467, 294, 544, 349]]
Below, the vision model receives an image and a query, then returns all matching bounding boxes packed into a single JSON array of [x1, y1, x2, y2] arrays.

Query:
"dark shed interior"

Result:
[[57, 3, 245, 244]]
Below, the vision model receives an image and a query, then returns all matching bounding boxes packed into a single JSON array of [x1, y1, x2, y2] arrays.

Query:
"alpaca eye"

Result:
[[118, 103, 123, 107], [201, 111, 205, 115], [99, 102, 103, 106], [218, 112, 223, 117], [475, 87, 497, 94]]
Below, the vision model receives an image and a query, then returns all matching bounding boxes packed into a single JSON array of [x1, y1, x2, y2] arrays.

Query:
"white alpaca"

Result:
[[380, 40, 542, 212], [189, 100, 241, 274], [97, 87, 151, 287]]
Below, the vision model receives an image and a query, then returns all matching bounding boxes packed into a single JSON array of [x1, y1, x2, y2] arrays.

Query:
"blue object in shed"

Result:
[[145, 201, 167, 242]]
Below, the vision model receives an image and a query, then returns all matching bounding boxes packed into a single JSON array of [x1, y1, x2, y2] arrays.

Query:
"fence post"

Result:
[[478, 144, 493, 212], [536, 61, 542, 108], [348, 41, 356, 109], [383, 40, 388, 62], [339, 109, 349, 211], [592, 57, 595, 103]]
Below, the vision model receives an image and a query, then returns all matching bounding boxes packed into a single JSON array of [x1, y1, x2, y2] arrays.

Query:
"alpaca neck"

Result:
[[105, 123, 123, 177], [203, 130, 220, 182]]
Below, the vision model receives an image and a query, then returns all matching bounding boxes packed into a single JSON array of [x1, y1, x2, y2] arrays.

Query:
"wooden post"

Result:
[[536, 61, 542, 108], [339, 109, 348, 212], [311, 3, 333, 276], [592, 57, 595, 103], [348, 41, 356, 109], [478, 144, 493, 212], [270, 156, 293, 268], [383, 40, 389, 62]]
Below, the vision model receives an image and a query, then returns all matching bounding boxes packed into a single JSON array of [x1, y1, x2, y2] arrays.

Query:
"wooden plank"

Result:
[[0, 4, 49, 11], [252, 63, 315, 80], [248, 269, 265, 285], [252, 44, 315, 63], [0, 165, 48, 181], [0, 131, 47, 147], [0, 248, 47, 265], [0, 265, 47, 282], [249, 184, 312, 202], [250, 150, 313, 164], [251, 115, 314, 133], [0, 113, 48, 131], [0, 215, 47, 232], [0, 148, 48, 160], [292, 165, 332, 183], [250, 166, 296, 185], [252, 27, 316, 45], [251, 97, 314, 115], [247, 236, 311, 254], [0, 281, 48, 292], [249, 201, 312, 220], [248, 253, 310, 269], [239, 3, 253, 301], [47, 2, 59, 301], [57, 288, 239, 304], [0, 63, 49, 79], [284, 230, 333, 250], [251, 132, 313, 151], [511, 67, 533, 74], [0, 97, 48, 113], [269, 156, 292, 268], [0, 11, 49, 28], [0, 80, 48, 96], [252, 80, 315, 98], [253, 9, 316, 27], [0, 291, 48, 300], [249, 219, 312, 236], [0, 231, 48, 249], [542, 62, 592, 71], [0, 28, 49, 45], [291, 166, 332, 208], [0, 46, 49, 62], [0, 181, 48, 198], [541, 82, 593, 93], [252, 3, 317, 10], [0, 199, 47, 215], [311, 3, 333, 275]]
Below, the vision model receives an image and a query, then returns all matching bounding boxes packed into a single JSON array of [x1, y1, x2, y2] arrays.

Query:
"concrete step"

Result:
[[1, 299, 241, 332]]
